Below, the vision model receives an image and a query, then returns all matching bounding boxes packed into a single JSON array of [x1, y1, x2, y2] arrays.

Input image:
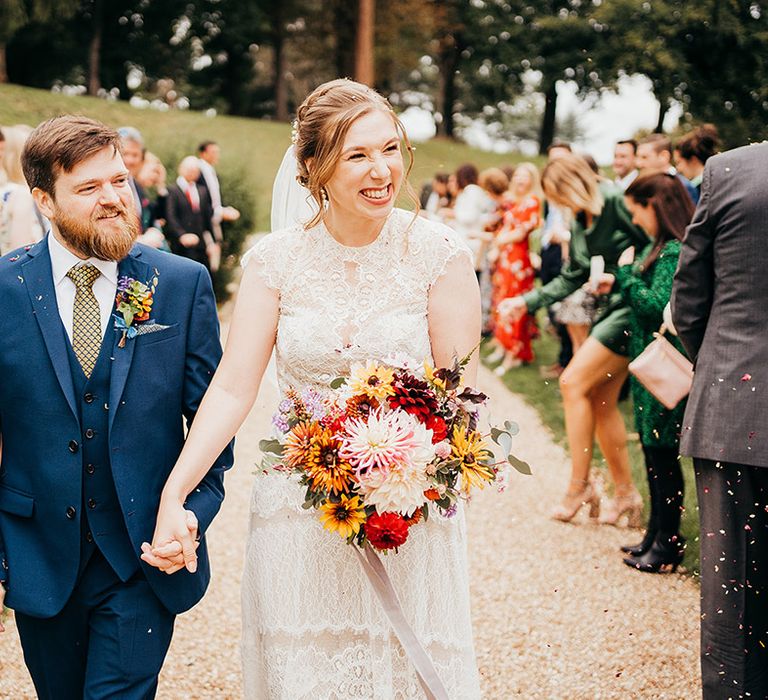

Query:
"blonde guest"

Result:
[[0, 125, 44, 254]]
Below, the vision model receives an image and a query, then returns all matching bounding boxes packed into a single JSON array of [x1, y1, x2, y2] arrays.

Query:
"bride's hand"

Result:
[[141, 501, 200, 574]]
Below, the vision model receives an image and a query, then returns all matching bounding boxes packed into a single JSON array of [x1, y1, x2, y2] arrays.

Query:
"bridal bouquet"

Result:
[[259, 353, 529, 552]]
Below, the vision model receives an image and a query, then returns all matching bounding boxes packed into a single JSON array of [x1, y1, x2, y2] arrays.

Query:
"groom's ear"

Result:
[[33, 187, 55, 220]]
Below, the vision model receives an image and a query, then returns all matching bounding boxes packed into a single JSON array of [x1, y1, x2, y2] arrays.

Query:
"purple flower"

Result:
[[117, 276, 132, 293], [272, 414, 290, 433], [278, 399, 293, 414], [301, 388, 327, 421], [443, 504, 458, 519]]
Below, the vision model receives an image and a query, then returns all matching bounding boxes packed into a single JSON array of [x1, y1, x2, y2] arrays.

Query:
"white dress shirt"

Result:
[[48, 230, 118, 343], [197, 159, 222, 223], [176, 176, 201, 210], [615, 169, 638, 192]]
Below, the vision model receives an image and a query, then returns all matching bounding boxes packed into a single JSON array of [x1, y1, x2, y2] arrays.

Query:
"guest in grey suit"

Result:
[[672, 142, 768, 699]]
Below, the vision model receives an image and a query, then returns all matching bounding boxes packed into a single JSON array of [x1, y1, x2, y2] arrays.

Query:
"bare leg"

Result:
[[559, 338, 632, 483], [567, 323, 590, 354], [591, 364, 632, 488]]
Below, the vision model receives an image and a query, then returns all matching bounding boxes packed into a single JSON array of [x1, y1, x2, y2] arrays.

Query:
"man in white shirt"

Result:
[[197, 141, 239, 270], [613, 139, 638, 191]]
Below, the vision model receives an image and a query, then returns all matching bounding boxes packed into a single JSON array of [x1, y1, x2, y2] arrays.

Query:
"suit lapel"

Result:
[[22, 238, 78, 420], [108, 246, 155, 432]]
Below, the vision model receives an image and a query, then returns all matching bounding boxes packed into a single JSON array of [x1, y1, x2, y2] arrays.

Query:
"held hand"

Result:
[[498, 296, 528, 322], [0, 582, 6, 633], [179, 233, 200, 248], [588, 272, 616, 296], [618, 246, 636, 267], [141, 504, 199, 574]]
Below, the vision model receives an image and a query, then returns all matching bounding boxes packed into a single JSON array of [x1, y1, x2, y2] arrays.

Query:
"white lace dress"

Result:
[[240, 208, 482, 699]]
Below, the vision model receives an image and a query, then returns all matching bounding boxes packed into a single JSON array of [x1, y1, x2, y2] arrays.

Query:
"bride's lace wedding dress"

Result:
[[241, 208, 482, 699]]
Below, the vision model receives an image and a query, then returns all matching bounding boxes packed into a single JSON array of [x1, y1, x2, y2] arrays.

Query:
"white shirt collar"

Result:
[[177, 176, 195, 191], [48, 229, 119, 287]]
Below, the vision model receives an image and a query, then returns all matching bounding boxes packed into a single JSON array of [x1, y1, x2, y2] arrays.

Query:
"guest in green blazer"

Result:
[[594, 173, 695, 572], [501, 154, 648, 524]]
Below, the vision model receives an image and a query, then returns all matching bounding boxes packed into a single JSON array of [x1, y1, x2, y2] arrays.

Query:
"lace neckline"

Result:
[[318, 211, 394, 255]]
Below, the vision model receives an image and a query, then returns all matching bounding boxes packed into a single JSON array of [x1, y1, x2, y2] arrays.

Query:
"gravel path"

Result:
[[0, 365, 700, 699]]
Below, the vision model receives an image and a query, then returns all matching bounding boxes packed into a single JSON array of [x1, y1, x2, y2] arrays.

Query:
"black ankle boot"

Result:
[[622, 534, 686, 573], [620, 526, 657, 557]]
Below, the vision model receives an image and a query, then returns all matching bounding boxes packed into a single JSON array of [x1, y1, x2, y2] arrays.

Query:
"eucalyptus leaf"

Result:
[[507, 454, 532, 475], [503, 420, 520, 437], [259, 438, 284, 455], [329, 377, 346, 389], [495, 432, 513, 458]]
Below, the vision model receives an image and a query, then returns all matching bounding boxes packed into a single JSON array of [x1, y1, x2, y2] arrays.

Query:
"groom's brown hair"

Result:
[[21, 115, 122, 197]]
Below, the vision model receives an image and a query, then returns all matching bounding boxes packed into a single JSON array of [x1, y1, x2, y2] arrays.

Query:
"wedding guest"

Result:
[[0, 124, 44, 254], [501, 154, 648, 524], [165, 156, 215, 273], [197, 140, 240, 271], [636, 134, 698, 203], [136, 151, 170, 250], [487, 163, 541, 373], [478, 167, 511, 336], [593, 173, 695, 571], [117, 126, 151, 231], [539, 142, 574, 379], [674, 124, 720, 203], [443, 163, 495, 280], [672, 142, 768, 699], [422, 172, 450, 222], [613, 139, 638, 191]]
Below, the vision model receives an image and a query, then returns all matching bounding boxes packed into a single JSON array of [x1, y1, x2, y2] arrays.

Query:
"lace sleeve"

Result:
[[421, 221, 473, 288], [241, 228, 296, 291]]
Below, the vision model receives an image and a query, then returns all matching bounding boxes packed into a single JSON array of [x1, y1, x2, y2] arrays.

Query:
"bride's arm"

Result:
[[428, 252, 482, 386], [143, 263, 279, 573]]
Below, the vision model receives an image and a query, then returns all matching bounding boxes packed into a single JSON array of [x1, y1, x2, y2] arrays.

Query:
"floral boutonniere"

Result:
[[114, 273, 158, 347]]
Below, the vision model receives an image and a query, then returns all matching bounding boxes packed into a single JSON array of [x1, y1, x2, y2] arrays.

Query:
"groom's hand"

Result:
[[141, 510, 200, 575], [0, 582, 6, 633]]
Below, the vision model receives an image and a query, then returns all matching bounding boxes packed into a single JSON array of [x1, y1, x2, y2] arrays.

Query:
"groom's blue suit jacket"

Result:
[[0, 237, 233, 617]]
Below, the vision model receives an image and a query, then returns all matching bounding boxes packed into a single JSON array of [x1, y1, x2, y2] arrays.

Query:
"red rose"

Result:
[[364, 511, 410, 551], [425, 414, 448, 443]]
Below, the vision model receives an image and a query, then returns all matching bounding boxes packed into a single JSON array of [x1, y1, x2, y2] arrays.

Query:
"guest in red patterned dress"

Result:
[[487, 163, 542, 374]]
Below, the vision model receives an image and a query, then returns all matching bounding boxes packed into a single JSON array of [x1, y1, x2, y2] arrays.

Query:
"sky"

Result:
[[399, 74, 682, 165]]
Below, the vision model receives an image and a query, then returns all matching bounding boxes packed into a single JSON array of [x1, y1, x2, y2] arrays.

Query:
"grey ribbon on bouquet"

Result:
[[352, 542, 449, 700]]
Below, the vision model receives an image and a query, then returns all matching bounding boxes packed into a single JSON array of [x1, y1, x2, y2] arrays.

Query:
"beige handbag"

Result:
[[628, 324, 693, 410]]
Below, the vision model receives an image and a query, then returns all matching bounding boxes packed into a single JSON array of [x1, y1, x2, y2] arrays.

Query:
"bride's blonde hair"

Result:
[[293, 78, 419, 229]]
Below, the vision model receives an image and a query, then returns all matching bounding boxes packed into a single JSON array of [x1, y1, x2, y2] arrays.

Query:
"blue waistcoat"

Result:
[[65, 335, 138, 582]]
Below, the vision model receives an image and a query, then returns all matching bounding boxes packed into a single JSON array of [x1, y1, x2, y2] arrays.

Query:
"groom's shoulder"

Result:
[[131, 243, 206, 281], [0, 239, 43, 284]]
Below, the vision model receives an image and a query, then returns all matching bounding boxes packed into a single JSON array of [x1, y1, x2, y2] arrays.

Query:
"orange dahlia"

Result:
[[283, 421, 322, 468], [306, 430, 354, 495]]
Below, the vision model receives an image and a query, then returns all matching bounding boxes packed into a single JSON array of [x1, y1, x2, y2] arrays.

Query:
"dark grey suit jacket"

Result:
[[671, 142, 768, 467]]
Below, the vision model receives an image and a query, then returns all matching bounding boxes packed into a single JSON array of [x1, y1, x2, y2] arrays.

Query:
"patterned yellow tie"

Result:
[[66, 264, 102, 378]]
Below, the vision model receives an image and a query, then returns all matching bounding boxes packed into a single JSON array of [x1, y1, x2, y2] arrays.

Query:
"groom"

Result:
[[0, 116, 233, 698]]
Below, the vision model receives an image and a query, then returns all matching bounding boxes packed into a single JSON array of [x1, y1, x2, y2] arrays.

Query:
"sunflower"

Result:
[[283, 420, 322, 468], [451, 426, 494, 494], [345, 394, 380, 421], [319, 494, 367, 539], [306, 430, 355, 494], [349, 361, 396, 401]]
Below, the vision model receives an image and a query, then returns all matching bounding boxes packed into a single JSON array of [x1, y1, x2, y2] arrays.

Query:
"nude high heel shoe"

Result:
[[551, 479, 601, 522], [598, 484, 643, 527]]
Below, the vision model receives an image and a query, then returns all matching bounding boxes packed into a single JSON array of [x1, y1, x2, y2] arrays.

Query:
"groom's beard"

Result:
[[53, 202, 139, 261]]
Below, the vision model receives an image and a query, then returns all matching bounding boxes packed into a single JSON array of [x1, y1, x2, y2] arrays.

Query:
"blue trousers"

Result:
[[15, 549, 175, 700]]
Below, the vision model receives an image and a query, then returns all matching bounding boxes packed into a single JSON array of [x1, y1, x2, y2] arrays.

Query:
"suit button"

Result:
[[86, 463, 96, 475], [66, 506, 76, 519], [84, 428, 95, 439], [84, 393, 95, 404], [86, 531, 94, 543], [87, 498, 97, 509], [68, 440, 79, 453]]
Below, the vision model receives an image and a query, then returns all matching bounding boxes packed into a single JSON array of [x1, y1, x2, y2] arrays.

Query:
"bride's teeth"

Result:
[[361, 187, 389, 199]]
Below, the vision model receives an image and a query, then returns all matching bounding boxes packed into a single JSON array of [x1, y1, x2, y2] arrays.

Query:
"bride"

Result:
[[144, 79, 483, 698]]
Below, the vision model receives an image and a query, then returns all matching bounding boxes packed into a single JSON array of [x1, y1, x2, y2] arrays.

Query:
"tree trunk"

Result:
[[334, 0, 357, 78], [271, 6, 289, 121], [655, 98, 668, 133], [354, 0, 375, 86], [87, 0, 103, 96], [538, 80, 558, 154], [0, 44, 7, 84], [436, 39, 459, 138]]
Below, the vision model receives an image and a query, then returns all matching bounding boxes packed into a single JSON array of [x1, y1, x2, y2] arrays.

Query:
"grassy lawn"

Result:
[[482, 318, 700, 574]]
